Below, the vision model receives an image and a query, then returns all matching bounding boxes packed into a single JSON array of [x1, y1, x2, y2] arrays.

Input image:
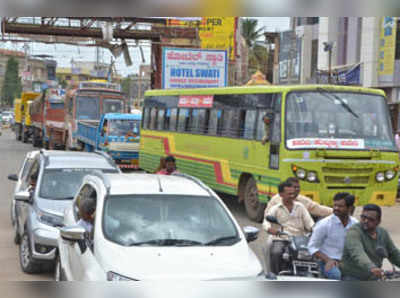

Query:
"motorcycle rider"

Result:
[[340, 204, 400, 280], [263, 181, 315, 274], [307, 192, 357, 280], [264, 177, 332, 220]]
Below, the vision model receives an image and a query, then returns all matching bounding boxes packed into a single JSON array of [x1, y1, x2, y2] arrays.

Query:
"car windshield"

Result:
[[108, 120, 141, 137], [77, 96, 100, 120], [285, 91, 396, 151], [103, 99, 123, 114], [39, 168, 117, 200], [103, 195, 239, 246]]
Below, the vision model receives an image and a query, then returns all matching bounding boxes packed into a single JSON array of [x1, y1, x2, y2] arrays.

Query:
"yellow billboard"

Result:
[[167, 17, 238, 60], [378, 17, 397, 76]]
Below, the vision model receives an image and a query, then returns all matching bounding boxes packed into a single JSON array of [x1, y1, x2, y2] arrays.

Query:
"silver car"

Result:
[[8, 150, 120, 274]]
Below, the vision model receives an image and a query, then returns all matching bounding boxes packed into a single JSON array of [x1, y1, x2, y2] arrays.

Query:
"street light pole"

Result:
[[323, 41, 334, 84]]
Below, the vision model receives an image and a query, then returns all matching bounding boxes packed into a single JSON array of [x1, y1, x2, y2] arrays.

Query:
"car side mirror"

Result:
[[15, 191, 31, 203], [243, 226, 259, 243], [8, 174, 18, 182], [60, 225, 86, 242]]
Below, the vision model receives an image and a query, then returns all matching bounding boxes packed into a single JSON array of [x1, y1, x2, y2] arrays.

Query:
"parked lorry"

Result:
[[14, 92, 40, 142], [76, 113, 141, 169], [63, 80, 127, 150], [29, 88, 66, 149]]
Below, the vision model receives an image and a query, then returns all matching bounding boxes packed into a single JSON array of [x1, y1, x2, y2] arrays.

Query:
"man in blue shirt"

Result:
[[308, 192, 357, 280]]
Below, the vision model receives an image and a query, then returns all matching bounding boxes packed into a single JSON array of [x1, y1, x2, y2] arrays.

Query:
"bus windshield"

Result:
[[108, 119, 141, 137], [285, 91, 396, 151], [103, 98, 123, 114], [77, 96, 100, 120]]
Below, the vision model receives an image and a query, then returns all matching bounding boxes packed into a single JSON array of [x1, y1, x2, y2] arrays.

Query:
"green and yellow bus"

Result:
[[139, 85, 399, 221]]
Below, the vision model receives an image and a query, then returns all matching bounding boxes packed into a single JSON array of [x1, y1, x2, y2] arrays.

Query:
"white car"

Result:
[[56, 172, 263, 281]]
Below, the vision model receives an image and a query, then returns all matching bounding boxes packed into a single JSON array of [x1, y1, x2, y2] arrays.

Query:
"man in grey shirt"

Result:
[[308, 192, 357, 280]]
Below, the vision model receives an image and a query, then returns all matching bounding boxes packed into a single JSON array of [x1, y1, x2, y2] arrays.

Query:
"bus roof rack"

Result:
[[93, 150, 118, 169], [171, 172, 213, 196]]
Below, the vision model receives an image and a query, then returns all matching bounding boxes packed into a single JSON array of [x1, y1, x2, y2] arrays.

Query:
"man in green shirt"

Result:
[[340, 204, 400, 280]]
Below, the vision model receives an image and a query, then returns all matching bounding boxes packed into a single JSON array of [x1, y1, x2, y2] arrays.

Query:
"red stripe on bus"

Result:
[[142, 134, 274, 196]]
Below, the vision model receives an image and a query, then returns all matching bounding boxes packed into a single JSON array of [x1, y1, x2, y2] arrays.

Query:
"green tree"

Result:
[[1, 57, 22, 106], [241, 18, 264, 48], [241, 18, 270, 80]]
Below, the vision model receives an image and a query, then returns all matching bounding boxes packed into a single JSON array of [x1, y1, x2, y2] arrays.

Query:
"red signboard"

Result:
[[178, 95, 214, 108]]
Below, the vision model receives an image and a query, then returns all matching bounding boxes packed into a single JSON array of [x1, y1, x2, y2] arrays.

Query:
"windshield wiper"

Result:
[[316, 87, 359, 119], [204, 236, 240, 246], [130, 239, 203, 247]]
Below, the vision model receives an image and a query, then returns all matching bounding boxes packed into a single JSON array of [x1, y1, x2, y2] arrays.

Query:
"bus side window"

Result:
[[190, 109, 200, 133], [244, 110, 257, 139], [164, 109, 171, 130], [177, 108, 188, 132], [256, 110, 269, 140], [216, 110, 224, 136], [198, 109, 210, 134], [157, 109, 165, 130], [169, 108, 177, 131], [208, 109, 219, 135], [150, 108, 158, 130], [185, 109, 192, 132], [227, 110, 240, 138], [221, 110, 234, 137], [142, 108, 149, 129]]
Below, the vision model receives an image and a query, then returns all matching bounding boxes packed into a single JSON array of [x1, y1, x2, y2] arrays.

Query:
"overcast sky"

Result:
[[0, 17, 290, 77]]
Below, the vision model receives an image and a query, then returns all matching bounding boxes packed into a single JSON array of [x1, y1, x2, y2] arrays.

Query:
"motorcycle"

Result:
[[376, 246, 400, 281], [265, 215, 321, 278]]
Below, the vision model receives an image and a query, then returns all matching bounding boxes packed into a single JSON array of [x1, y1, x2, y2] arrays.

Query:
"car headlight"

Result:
[[376, 172, 385, 183], [306, 171, 317, 182], [296, 169, 306, 179], [107, 271, 138, 281], [36, 209, 64, 227], [385, 170, 395, 180]]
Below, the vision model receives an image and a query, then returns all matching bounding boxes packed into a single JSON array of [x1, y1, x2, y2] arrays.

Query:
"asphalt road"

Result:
[[1, 128, 400, 280]]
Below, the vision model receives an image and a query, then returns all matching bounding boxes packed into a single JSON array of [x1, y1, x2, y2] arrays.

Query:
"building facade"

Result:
[[276, 17, 400, 132]]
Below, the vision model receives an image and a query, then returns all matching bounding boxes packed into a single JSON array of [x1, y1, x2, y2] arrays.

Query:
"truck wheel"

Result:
[[22, 125, 28, 143], [19, 231, 42, 274], [32, 129, 39, 147], [243, 177, 266, 222], [16, 125, 22, 141]]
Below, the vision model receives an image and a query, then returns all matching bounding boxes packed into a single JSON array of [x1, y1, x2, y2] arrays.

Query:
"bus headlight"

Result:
[[296, 169, 306, 179], [385, 170, 395, 180], [307, 171, 318, 182], [376, 172, 385, 183]]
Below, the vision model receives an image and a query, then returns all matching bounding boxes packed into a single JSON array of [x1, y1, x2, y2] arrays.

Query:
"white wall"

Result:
[[360, 17, 380, 87]]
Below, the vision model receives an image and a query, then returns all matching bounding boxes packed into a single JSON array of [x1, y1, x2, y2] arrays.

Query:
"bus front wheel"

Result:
[[243, 177, 266, 223]]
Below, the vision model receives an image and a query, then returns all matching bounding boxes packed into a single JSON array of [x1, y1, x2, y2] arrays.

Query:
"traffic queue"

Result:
[[5, 82, 400, 281]]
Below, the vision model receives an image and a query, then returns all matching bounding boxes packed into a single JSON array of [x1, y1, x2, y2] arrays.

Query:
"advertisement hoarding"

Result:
[[162, 47, 228, 89], [378, 17, 397, 77], [166, 17, 238, 61]]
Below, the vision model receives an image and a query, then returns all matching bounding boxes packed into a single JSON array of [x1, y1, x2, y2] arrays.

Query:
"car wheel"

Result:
[[243, 177, 266, 222], [19, 231, 42, 274], [54, 255, 66, 281]]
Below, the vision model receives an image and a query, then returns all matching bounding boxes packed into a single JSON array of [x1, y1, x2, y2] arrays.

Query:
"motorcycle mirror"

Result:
[[266, 215, 280, 225]]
